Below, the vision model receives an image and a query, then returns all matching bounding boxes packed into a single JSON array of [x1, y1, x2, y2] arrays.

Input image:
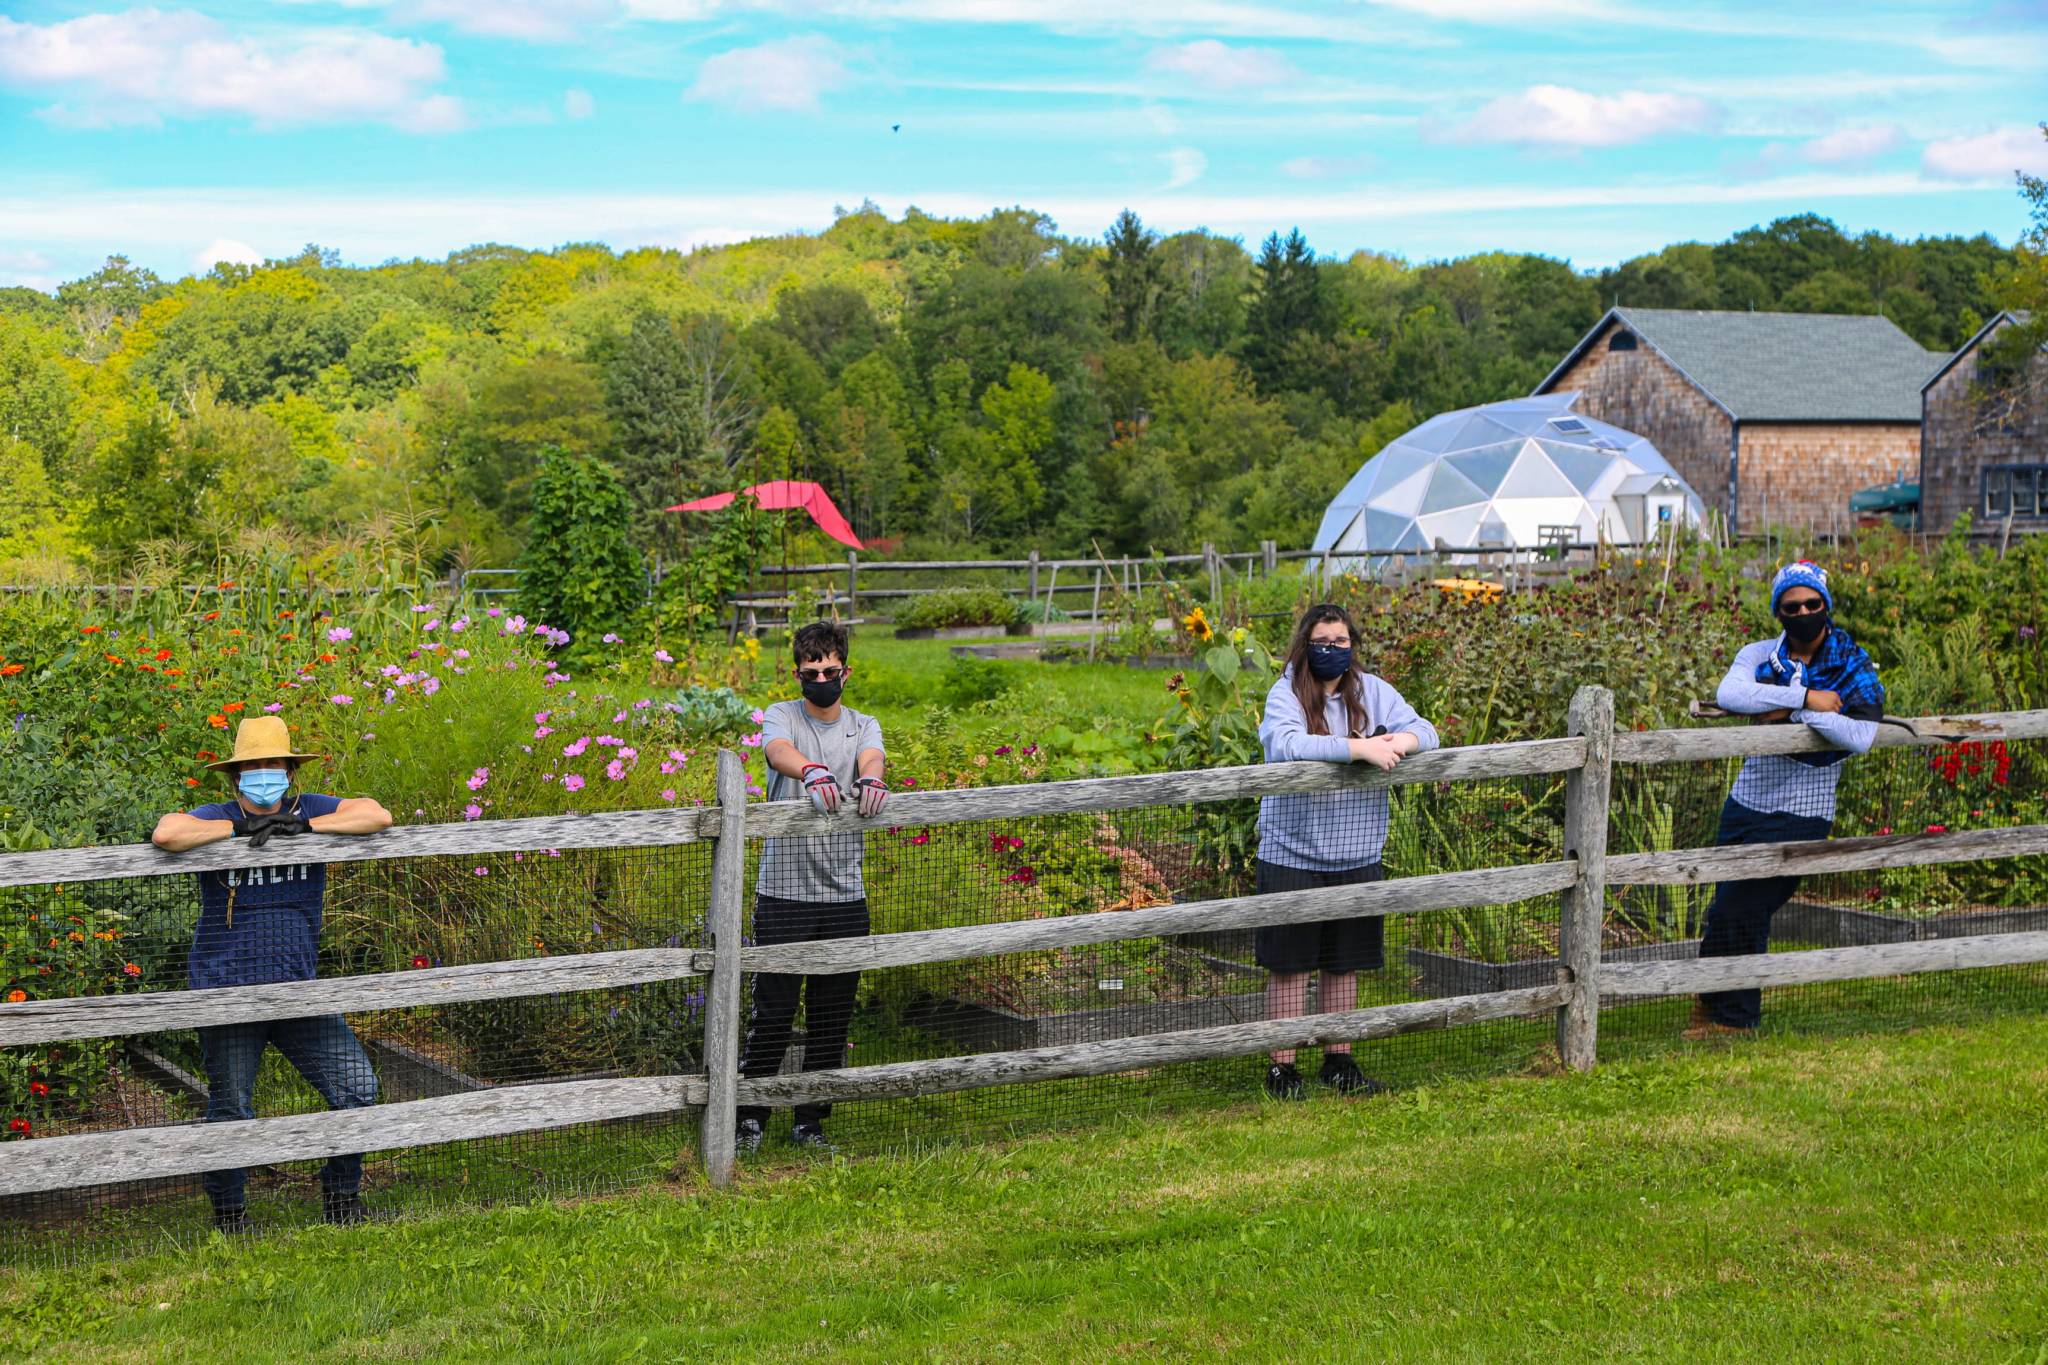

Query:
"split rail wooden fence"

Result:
[[2, 691, 2046, 1201]]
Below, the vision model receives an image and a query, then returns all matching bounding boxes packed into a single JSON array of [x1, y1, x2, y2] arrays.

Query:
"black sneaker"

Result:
[[1263, 1062, 1306, 1101], [735, 1118, 764, 1155], [1318, 1054, 1388, 1097], [212, 1205, 249, 1235], [322, 1191, 369, 1226], [791, 1124, 838, 1155]]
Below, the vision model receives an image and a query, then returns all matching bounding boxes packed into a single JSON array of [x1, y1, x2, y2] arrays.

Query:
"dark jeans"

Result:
[[198, 1014, 380, 1211], [1697, 797, 1833, 1029], [737, 896, 868, 1130]]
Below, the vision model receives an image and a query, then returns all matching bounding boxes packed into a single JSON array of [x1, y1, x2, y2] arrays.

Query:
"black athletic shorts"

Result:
[[1253, 859, 1386, 974]]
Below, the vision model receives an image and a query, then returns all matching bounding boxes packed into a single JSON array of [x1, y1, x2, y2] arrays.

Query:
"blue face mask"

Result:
[[1306, 643, 1353, 681], [237, 769, 290, 807]]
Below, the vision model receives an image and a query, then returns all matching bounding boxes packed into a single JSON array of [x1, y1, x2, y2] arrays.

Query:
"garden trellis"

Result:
[[2, 692, 2046, 1258]]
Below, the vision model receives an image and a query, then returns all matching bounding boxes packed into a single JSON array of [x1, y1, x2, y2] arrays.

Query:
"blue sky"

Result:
[[1, 0, 2044, 291]]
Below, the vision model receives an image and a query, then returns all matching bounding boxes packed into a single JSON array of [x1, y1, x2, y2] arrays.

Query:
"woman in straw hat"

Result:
[[151, 715, 393, 1232]]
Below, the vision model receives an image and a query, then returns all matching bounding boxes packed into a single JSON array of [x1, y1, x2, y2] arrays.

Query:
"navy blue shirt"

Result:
[[186, 794, 342, 990]]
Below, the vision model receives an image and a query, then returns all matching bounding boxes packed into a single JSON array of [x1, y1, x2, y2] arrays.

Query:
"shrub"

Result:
[[666, 684, 758, 738], [895, 587, 1020, 631], [518, 447, 645, 661]]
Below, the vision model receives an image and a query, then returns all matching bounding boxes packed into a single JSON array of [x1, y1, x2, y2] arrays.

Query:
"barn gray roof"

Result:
[[1537, 307, 1942, 423]]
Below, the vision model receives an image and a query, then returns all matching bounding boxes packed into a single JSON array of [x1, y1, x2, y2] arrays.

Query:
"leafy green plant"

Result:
[[517, 446, 646, 663], [1159, 628, 1277, 887], [666, 684, 758, 738], [1015, 598, 1069, 624], [895, 587, 1021, 631]]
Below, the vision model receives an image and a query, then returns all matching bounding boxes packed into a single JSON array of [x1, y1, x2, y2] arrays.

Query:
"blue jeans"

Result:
[[198, 1015, 379, 1210], [1697, 798, 1833, 1029]]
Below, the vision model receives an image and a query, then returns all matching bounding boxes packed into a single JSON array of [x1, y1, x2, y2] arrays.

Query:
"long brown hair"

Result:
[[1286, 603, 1369, 737]]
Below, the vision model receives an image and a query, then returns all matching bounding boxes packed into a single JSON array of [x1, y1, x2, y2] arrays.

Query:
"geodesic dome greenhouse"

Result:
[[1312, 393, 1704, 569]]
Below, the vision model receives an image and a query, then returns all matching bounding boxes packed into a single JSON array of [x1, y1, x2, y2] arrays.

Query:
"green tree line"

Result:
[[0, 204, 2026, 575]]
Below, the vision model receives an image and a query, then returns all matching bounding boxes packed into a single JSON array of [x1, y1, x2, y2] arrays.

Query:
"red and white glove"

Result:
[[801, 763, 842, 814], [853, 775, 888, 818]]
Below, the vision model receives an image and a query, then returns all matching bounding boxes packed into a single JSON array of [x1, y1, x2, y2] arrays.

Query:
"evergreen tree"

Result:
[[1242, 229, 1328, 393], [602, 310, 712, 554], [1102, 210, 1163, 344]]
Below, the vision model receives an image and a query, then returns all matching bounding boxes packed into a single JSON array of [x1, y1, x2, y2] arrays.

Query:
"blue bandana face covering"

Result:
[[237, 770, 290, 806], [1306, 643, 1353, 681]]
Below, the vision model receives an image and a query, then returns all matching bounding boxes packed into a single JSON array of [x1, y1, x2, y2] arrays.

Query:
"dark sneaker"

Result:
[[791, 1124, 838, 1155], [1263, 1062, 1306, 1101], [1318, 1054, 1388, 1097], [735, 1118, 764, 1155], [322, 1191, 369, 1226], [212, 1205, 249, 1235]]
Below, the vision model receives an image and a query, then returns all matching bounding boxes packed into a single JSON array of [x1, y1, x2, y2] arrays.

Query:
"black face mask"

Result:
[[800, 676, 845, 708], [1305, 643, 1353, 681], [1778, 610, 1830, 644]]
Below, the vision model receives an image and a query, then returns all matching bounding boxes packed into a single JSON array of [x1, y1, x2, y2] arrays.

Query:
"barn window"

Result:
[[1982, 465, 2048, 521], [1608, 330, 1638, 351]]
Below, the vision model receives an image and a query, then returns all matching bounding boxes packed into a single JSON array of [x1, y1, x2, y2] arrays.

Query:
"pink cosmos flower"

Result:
[[740, 732, 762, 748], [605, 760, 627, 781], [603, 633, 621, 644], [466, 767, 490, 791], [562, 774, 586, 793], [633, 699, 652, 710], [326, 627, 352, 644], [463, 803, 483, 821], [329, 694, 353, 705], [473, 866, 488, 877], [564, 738, 590, 758], [654, 649, 674, 664], [487, 607, 503, 617], [264, 702, 284, 713], [619, 746, 637, 761], [661, 788, 677, 802], [422, 677, 441, 697], [749, 708, 766, 724]]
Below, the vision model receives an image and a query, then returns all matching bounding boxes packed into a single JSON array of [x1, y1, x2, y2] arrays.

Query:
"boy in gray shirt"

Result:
[[737, 621, 887, 1153]]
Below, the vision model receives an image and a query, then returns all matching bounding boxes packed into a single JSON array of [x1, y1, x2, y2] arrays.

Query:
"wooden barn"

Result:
[[1535, 308, 1943, 534], [1919, 311, 2046, 535]]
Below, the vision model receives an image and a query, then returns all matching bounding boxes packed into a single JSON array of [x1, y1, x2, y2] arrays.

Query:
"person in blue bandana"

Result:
[[150, 716, 393, 1233], [1687, 560, 1882, 1038]]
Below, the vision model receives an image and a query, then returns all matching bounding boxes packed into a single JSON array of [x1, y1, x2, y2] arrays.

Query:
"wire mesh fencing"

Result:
[[1, 840, 712, 1263]]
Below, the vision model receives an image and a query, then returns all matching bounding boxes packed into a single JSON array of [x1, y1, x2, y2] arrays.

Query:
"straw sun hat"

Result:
[[203, 716, 321, 772]]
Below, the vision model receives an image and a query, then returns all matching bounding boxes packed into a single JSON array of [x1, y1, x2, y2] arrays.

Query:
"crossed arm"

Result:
[[151, 798, 394, 853]]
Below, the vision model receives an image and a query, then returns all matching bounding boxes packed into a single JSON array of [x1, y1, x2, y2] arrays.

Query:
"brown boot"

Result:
[[1682, 1000, 1751, 1041]]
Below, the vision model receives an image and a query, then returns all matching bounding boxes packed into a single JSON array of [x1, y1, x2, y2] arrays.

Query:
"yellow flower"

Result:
[[1229, 627, 1247, 646], [1181, 607, 1213, 642]]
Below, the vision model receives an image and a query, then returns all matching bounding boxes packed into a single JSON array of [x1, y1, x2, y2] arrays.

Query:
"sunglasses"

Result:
[[1776, 598, 1828, 616], [796, 666, 846, 682]]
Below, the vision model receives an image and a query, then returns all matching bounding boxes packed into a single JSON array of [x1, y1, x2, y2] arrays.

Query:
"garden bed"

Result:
[[1406, 939, 1701, 1001], [906, 945, 1266, 1050], [893, 624, 1030, 640], [1774, 899, 2048, 947]]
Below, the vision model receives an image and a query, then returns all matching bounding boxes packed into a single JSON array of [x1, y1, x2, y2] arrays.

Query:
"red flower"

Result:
[[81, 625, 102, 634], [154, 648, 172, 662], [184, 777, 200, 787], [122, 963, 141, 977], [8, 1119, 29, 1136], [4, 989, 24, 1003], [203, 611, 219, 621], [28, 1081, 48, 1098], [224, 701, 245, 713], [1003, 866, 1038, 886], [410, 955, 430, 969], [905, 830, 931, 846], [0, 663, 22, 677], [1925, 824, 1948, 835], [1877, 827, 1892, 836]]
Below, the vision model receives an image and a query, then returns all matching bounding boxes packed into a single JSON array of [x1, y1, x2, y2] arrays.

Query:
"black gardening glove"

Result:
[[242, 811, 313, 850]]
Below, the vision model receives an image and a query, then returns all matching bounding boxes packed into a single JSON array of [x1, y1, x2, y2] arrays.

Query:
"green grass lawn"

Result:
[[8, 1013, 2047, 1362]]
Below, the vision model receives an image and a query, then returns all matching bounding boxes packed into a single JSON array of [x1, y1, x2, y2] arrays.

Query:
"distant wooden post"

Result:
[[700, 750, 748, 1186], [1088, 568, 1103, 661], [1028, 550, 1040, 603], [846, 552, 858, 623], [1261, 540, 1277, 576], [1558, 685, 1614, 1072], [1202, 542, 1219, 604]]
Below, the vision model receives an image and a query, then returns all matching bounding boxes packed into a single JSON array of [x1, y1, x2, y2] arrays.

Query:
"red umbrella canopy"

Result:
[[666, 479, 864, 551]]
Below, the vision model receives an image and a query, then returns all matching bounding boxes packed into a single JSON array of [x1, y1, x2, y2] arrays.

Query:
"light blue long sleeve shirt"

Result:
[[1716, 637, 1879, 821], [1256, 669, 1439, 872]]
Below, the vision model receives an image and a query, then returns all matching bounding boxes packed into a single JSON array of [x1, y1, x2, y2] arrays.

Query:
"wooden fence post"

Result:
[[1261, 540, 1277, 575], [1558, 685, 1613, 1071], [1028, 550, 1040, 603], [846, 552, 858, 623], [700, 749, 747, 1186]]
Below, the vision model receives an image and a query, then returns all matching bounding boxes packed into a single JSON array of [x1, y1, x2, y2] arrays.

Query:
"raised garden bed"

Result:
[[907, 946, 1267, 1050], [1775, 900, 2048, 947], [1406, 940, 1703, 1001], [893, 623, 1030, 640]]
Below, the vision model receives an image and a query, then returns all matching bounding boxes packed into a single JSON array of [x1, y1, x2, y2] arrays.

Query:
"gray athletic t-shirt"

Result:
[[756, 699, 885, 903]]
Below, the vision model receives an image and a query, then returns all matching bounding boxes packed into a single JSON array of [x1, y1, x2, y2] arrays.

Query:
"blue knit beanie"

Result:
[[1769, 560, 1833, 614]]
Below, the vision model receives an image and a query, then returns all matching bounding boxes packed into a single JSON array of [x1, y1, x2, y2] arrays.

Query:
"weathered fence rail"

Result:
[[2, 698, 2044, 1204]]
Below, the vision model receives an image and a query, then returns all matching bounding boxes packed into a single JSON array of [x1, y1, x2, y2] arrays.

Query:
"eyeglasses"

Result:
[[1776, 598, 1828, 616], [796, 667, 846, 682]]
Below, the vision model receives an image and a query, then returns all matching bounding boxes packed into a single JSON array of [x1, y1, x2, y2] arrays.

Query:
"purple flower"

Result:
[[263, 702, 285, 713], [326, 626, 353, 644], [411, 603, 432, 614], [740, 732, 762, 748], [619, 746, 637, 761], [654, 649, 674, 664], [632, 699, 651, 710], [661, 788, 677, 803], [749, 708, 766, 724], [473, 866, 488, 877], [605, 759, 627, 781], [2023, 626, 2038, 639], [383, 688, 397, 704], [994, 745, 1012, 756], [596, 735, 622, 747], [462, 803, 483, 821], [487, 607, 503, 617], [452, 648, 470, 659], [381, 664, 402, 678], [563, 737, 590, 757], [535, 711, 551, 724], [535, 725, 554, 739], [422, 676, 441, 697], [466, 767, 490, 791], [328, 693, 354, 706], [451, 617, 470, 633], [602, 633, 621, 644], [506, 615, 527, 635], [562, 774, 586, 793]]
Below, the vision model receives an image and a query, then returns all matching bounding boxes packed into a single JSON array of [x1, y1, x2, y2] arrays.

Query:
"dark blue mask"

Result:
[[1306, 643, 1352, 681]]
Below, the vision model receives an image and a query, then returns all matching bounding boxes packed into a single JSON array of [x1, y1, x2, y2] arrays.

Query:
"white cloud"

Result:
[[1143, 40, 1294, 90], [1162, 146, 1207, 189], [1281, 153, 1379, 180], [402, 0, 623, 40], [0, 10, 463, 131], [1799, 123, 1903, 165], [1451, 85, 1718, 147], [1922, 124, 2048, 180], [194, 238, 264, 271], [686, 34, 849, 113], [564, 87, 597, 119]]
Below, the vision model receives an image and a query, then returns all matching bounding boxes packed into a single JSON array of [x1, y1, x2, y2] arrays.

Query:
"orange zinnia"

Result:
[[224, 702, 245, 713], [208, 714, 228, 728], [203, 611, 219, 621], [0, 663, 22, 677], [5, 990, 24, 1003]]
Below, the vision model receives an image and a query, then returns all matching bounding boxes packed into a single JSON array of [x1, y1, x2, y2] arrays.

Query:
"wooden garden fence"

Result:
[[2, 689, 2046, 1201]]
